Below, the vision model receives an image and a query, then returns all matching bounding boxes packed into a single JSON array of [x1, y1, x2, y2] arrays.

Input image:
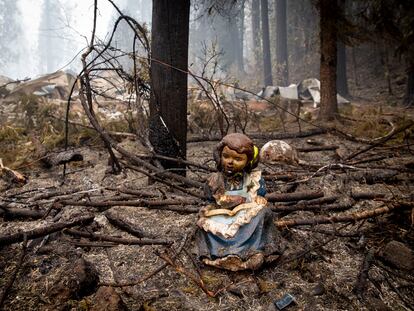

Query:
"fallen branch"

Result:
[[351, 191, 386, 200], [0, 234, 27, 308], [353, 248, 376, 299], [41, 150, 83, 168], [60, 198, 201, 213], [266, 191, 324, 203], [105, 212, 151, 238], [275, 202, 409, 228], [105, 187, 159, 198], [0, 207, 45, 219], [156, 249, 216, 297], [135, 153, 216, 172], [124, 163, 206, 198], [272, 202, 352, 213], [0, 215, 94, 247], [297, 145, 338, 152], [99, 230, 193, 287], [64, 229, 171, 246], [344, 120, 414, 161]]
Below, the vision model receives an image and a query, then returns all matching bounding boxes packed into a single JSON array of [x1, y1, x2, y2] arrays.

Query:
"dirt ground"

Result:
[[1, 98, 413, 311]]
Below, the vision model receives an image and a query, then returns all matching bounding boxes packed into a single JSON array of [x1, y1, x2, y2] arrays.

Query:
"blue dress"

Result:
[[196, 170, 282, 271]]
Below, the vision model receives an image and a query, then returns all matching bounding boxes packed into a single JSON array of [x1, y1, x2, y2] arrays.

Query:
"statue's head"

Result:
[[213, 133, 259, 175]]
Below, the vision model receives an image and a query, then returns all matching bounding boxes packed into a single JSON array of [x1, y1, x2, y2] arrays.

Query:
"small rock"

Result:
[[228, 275, 260, 298], [379, 240, 414, 270], [48, 258, 99, 302], [90, 286, 127, 311], [260, 140, 299, 165], [311, 282, 325, 296]]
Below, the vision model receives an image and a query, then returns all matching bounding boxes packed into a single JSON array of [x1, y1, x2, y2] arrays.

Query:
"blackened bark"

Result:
[[318, 0, 338, 121], [336, 40, 349, 97], [404, 62, 414, 106], [261, 0, 273, 86], [275, 0, 288, 86], [252, 0, 261, 68], [237, 4, 245, 73], [336, 0, 348, 97], [149, 0, 190, 173]]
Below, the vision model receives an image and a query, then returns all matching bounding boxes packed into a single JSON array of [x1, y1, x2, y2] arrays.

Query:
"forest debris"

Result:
[[90, 286, 127, 311], [59, 198, 201, 213], [349, 169, 398, 184], [266, 190, 323, 202], [47, 258, 98, 303], [272, 202, 352, 213], [0, 234, 27, 309], [64, 228, 172, 246], [41, 150, 83, 168], [155, 249, 216, 297], [353, 248, 375, 299], [378, 241, 414, 270], [275, 201, 410, 228], [344, 120, 414, 161], [296, 145, 339, 152], [0, 159, 27, 185], [0, 215, 94, 246], [0, 206, 44, 219], [351, 190, 386, 200], [105, 211, 152, 238], [99, 231, 193, 288]]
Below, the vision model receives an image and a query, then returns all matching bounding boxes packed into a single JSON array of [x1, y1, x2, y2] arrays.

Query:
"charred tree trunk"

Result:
[[404, 61, 414, 107], [237, 4, 245, 73], [275, 0, 288, 86], [261, 0, 273, 86], [337, 40, 349, 97], [318, 0, 338, 121], [149, 0, 190, 174], [336, 0, 348, 97], [252, 0, 261, 69]]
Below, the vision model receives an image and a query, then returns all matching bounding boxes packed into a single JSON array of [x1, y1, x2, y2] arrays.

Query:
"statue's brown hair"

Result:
[[213, 133, 259, 172]]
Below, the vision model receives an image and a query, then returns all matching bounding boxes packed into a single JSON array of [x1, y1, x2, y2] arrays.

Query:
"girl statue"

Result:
[[196, 133, 283, 271]]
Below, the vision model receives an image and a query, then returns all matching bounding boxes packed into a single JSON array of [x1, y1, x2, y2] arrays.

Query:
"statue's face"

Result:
[[221, 146, 248, 175]]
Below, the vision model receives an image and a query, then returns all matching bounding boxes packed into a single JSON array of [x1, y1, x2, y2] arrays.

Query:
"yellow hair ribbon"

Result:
[[250, 145, 259, 166]]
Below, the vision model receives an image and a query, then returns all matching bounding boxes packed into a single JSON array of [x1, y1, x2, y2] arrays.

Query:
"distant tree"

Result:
[[336, 0, 349, 97], [149, 0, 190, 172], [275, 0, 288, 86], [364, 0, 414, 106], [38, 0, 63, 74], [0, 0, 21, 71], [318, 0, 338, 121], [251, 0, 261, 69], [261, 0, 273, 86]]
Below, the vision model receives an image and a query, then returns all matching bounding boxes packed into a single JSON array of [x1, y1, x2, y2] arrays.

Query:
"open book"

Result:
[[204, 202, 257, 217]]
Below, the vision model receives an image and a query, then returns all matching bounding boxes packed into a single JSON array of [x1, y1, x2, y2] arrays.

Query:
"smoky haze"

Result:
[[0, 0, 152, 80], [0, 0, 321, 88]]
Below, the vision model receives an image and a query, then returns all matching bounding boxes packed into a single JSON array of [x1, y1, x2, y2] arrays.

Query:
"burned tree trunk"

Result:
[[337, 40, 349, 97], [261, 0, 273, 86], [252, 0, 261, 69], [336, 0, 349, 97], [404, 61, 414, 107], [318, 0, 338, 121], [275, 0, 288, 86], [149, 0, 190, 173]]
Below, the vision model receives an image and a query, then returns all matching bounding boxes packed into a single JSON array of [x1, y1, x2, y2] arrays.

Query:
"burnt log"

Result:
[[266, 191, 324, 202]]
